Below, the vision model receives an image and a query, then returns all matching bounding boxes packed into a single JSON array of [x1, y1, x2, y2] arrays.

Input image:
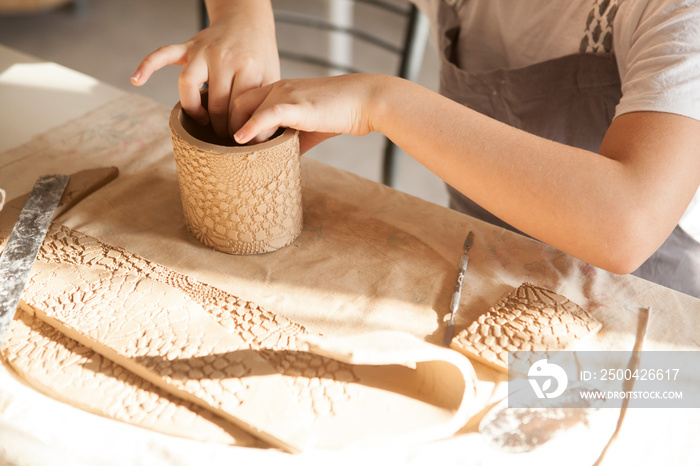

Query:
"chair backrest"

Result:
[[274, 0, 426, 79], [273, 0, 430, 186]]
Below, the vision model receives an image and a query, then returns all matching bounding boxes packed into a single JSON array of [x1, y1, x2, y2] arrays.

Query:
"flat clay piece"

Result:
[[450, 283, 602, 372], [22, 259, 315, 452], [35, 225, 306, 348], [2, 311, 261, 447], [169, 103, 303, 255], [6, 225, 477, 452]]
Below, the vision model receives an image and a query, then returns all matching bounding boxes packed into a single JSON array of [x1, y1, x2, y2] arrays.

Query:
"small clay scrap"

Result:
[[478, 394, 617, 454], [450, 283, 602, 372]]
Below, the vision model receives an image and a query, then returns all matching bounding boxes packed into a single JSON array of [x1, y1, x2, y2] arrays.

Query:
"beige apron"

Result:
[[436, 0, 700, 297]]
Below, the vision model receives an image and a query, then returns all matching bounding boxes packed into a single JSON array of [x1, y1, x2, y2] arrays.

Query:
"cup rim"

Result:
[[169, 101, 297, 154]]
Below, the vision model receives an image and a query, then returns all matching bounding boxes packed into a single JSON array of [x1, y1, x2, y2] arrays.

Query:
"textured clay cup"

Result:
[[169, 101, 303, 255]]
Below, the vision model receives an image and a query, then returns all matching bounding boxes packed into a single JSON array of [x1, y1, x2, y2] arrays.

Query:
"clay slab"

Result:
[[4, 225, 478, 452], [451, 283, 602, 372], [2, 311, 260, 446]]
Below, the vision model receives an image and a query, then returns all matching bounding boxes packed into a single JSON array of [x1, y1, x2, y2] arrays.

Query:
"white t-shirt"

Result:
[[413, 0, 700, 241]]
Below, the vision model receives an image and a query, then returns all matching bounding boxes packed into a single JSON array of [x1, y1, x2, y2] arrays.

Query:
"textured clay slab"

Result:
[[450, 283, 602, 372], [4, 225, 477, 452], [22, 259, 314, 451], [2, 311, 260, 447], [34, 225, 306, 348]]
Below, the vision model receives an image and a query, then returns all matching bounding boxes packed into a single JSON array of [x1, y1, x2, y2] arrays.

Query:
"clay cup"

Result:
[[169, 99, 303, 255]]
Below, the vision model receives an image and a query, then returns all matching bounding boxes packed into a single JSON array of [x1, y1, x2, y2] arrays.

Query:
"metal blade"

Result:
[[463, 230, 474, 252], [444, 231, 474, 347], [0, 174, 69, 345], [443, 321, 456, 347]]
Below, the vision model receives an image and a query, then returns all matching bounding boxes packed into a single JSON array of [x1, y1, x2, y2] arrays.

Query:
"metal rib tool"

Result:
[[444, 231, 474, 347], [0, 174, 69, 346]]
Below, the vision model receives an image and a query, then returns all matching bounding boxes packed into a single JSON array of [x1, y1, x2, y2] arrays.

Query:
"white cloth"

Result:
[[412, 0, 700, 242]]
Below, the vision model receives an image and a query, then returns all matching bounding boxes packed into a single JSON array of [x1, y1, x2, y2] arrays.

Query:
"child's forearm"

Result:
[[370, 76, 700, 273], [204, 0, 274, 31], [231, 73, 699, 272]]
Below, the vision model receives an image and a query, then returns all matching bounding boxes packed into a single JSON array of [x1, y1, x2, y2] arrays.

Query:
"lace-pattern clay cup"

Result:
[[169, 96, 303, 254]]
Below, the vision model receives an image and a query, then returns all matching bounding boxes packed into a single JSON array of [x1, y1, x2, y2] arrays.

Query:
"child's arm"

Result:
[[233, 73, 700, 274], [131, 0, 279, 141]]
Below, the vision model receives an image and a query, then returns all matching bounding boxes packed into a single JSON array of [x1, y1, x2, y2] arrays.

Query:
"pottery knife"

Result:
[[444, 231, 474, 347], [0, 174, 70, 346]]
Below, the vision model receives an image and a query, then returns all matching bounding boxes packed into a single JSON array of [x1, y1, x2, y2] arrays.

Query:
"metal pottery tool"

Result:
[[0, 174, 70, 346], [444, 231, 474, 347]]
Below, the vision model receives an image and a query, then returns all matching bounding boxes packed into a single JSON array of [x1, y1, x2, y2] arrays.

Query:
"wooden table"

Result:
[[1, 44, 698, 465]]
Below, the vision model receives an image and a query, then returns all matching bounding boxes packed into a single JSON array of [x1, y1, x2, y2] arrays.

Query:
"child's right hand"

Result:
[[232, 74, 389, 152]]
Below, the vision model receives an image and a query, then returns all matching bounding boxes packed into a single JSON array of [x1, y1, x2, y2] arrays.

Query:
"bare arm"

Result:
[[233, 74, 700, 273], [131, 0, 279, 140], [376, 78, 700, 273]]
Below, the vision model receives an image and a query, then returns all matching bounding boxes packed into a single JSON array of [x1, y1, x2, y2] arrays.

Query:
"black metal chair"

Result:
[[200, 0, 428, 187]]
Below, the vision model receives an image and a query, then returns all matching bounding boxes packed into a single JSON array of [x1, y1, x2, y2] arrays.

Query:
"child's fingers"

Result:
[[231, 86, 276, 144], [206, 66, 236, 137], [177, 55, 210, 126], [235, 103, 301, 145], [232, 85, 271, 119], [228, 70, 264, 137], [229, 72, 278, 143], [130, 44, 187, 86]]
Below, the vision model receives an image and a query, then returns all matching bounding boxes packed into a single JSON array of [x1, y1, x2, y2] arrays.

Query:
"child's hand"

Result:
[[233, 74, 386, 150], [131, 5, 279, 141]]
